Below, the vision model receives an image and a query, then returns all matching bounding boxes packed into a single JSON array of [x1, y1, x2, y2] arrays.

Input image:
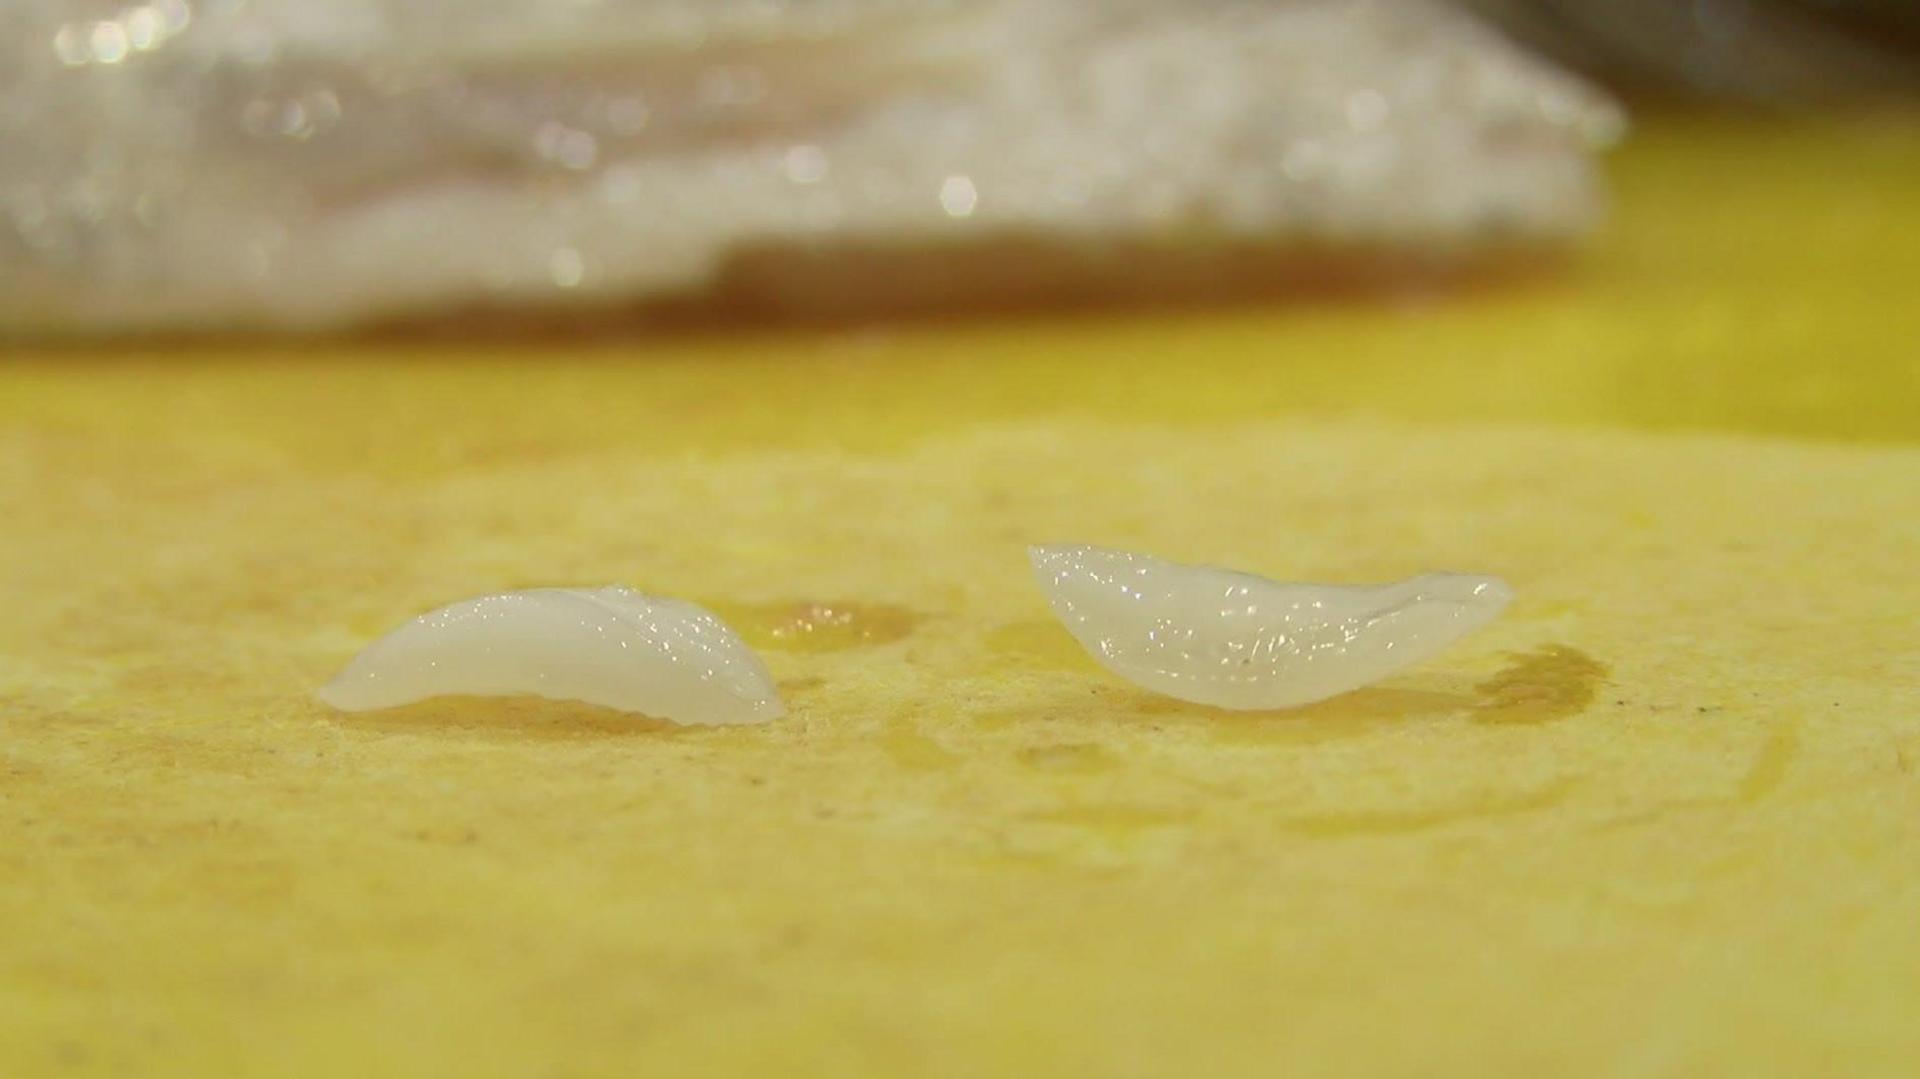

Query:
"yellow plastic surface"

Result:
[[3, 114, 1918, 1077]]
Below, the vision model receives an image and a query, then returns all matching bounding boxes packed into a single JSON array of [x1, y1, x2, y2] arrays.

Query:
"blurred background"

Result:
[[2, 0, 1917, 338], [1472, 0, 1920, 102]]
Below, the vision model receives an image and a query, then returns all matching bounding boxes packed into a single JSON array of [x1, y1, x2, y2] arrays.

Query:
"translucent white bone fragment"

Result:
[[319, 587, 783, 724], [1029, 545, 1513, 710]]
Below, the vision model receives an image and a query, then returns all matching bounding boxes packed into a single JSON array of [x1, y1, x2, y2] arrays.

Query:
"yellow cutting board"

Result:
[[3, 113, 1917, 1077]]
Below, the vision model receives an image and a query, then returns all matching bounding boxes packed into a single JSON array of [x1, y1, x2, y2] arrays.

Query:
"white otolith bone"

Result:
[[1029, 544, 1512, 710], [319, 586, 783, 725]]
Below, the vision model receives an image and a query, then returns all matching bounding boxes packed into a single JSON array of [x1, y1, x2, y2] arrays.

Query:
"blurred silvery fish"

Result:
[[0, 0, 1622, 334]]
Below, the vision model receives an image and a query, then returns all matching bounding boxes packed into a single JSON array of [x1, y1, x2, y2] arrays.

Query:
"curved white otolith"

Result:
[[1029, 545, 1512, 711], [319, 586, 783, 725]]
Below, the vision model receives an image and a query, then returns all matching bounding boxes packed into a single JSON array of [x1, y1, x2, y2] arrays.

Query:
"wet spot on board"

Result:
[[1472, 645, 1608, 725], [326, 695, 689, 741], [716, 600, 920, 653], [979, 644, 1603, 738], [1210, 686, 1475, 745]]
